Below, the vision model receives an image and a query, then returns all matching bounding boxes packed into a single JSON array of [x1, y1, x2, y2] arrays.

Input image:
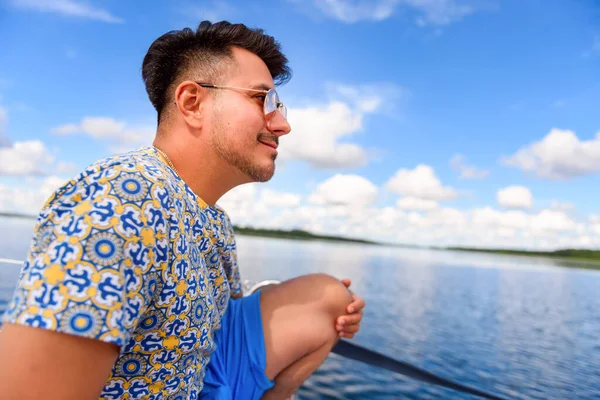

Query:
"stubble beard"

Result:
[[211, 122, 277, 183]]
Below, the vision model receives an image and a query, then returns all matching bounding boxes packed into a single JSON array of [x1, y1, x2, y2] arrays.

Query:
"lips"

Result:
[[259, 140, 278, 150]]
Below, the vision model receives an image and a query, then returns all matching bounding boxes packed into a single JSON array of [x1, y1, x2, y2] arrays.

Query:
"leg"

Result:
[[259, 273, 352, 399]]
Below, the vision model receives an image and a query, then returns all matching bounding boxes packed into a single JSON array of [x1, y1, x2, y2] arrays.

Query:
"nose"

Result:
[[266, 110, 291, 137]]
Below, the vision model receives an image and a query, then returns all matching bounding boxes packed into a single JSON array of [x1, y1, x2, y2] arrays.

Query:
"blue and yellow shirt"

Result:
[[1, 146, 242, 399]]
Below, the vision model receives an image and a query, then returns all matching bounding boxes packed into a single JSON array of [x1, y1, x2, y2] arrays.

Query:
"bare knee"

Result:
[[260, 273, 353, 385], [303, 273, 352, 321], [263, 273, 352, 333]]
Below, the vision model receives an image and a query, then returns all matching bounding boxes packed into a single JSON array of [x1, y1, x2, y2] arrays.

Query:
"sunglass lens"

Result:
[[265, 89, 278, 114], [264, 89, 287, 120]]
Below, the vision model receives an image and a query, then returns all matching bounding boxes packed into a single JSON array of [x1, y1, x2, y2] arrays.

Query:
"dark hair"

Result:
[[142, 20, 292, 123]]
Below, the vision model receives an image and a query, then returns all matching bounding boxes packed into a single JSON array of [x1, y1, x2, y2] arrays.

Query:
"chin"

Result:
[[254, 167, 275, 182], [246, 161, 276, 183]]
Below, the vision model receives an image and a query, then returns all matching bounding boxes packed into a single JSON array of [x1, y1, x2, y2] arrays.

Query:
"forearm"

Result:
[[0, 323, 119, 400]]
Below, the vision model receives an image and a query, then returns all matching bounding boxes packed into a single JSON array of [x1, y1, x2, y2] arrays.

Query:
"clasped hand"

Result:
[[335, 278, 365, 339]]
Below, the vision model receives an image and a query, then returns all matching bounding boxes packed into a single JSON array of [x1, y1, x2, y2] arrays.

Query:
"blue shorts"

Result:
[[200, 291, 274, 399]]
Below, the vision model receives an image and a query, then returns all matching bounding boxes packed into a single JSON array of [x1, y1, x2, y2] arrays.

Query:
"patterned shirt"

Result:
[[1, 146, 242, 399]]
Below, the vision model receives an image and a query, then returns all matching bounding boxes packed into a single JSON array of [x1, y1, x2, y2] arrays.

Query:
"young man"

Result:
[[0, 20, 365, 399]]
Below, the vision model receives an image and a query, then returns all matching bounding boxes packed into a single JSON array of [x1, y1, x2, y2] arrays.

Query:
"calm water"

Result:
[[1, 216, 599, 399]]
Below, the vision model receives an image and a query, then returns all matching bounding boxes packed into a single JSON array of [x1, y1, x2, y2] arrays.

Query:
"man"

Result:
[[0, 20, 365, 399]]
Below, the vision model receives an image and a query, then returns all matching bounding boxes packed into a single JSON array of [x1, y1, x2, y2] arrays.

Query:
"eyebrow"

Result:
[[250, 83, 274, 91]]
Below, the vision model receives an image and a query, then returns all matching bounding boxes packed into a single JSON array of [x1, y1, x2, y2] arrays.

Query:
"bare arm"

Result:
[[0, 323, 119, 400]]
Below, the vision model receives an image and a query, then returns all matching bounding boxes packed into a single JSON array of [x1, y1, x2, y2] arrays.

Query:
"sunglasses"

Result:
[[196, 83, 287, 120]]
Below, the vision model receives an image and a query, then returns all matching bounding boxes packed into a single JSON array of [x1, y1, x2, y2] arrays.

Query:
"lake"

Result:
[[1, 215, 599, 399]]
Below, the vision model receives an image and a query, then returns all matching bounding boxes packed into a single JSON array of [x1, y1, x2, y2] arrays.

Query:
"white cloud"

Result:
[[280, 82, 404, 169], [302, 0, 479, 25], [497, 185, 533, 209], [259, 188, 302, 208], [310, 0, 399, 23], [326, 82, 406, 116], [219, 183, 257, 206], [270, 202, 587, 249], [0, 110, 71, 174], [589, 215, 600, 235], [282, 102, 368, 169], [550, 200, 575, 212], [332, 86, 381, 112], [51, 117, 155, 153], [217, 184, 304, 229], [471, 207, 529, 230], [450, 154, 489, 179], [471, 207, 579, 234], [55, 160, 78, 175], [182, 0, 236, 22], [502, 128, 600, 180], [9, 0, 124, 23], [0, 140, 55, 176], [52, 117, 125, 138], [530, 209, 578, 233], [308, 174, 378, 207], [0, 176, 65, 214], [428, 207, 468, 226], [396, 196, 438, 210], [386, 164, 457, 201], [407, 0, 475, 26], [215, 179, 598, 250]]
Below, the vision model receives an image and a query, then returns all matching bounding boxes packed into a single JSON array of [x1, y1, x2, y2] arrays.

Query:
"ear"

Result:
[[173, 81, 210, 130]]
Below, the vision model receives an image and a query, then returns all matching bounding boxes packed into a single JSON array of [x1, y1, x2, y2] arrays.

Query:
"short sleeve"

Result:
[[1, 166, 170, 347]]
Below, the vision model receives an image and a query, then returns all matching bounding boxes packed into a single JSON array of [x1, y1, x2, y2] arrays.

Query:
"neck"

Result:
[[153, 133, 247, 207]]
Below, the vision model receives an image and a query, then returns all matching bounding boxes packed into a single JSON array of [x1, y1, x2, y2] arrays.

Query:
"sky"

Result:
[[0, 0, 599, 250]]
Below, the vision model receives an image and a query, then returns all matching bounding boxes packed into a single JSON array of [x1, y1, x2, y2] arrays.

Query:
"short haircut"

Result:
[[141, 20, 292, 123]]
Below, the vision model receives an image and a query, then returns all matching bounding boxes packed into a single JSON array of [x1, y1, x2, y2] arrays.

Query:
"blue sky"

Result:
[[0, 0, 599, 249]]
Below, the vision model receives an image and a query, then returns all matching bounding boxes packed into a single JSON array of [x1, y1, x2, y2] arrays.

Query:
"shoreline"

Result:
[[2, 211, 599, 265]]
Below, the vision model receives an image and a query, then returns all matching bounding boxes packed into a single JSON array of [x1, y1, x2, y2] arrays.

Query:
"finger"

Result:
[[340, 323, 360, 333], [335, 323, 357, 332], [340, 331, 356, 339], [337, 312, 362, 326], [340, 313, 362, 326], [337, 313, 361, 327], [347, 296, 365, 313]]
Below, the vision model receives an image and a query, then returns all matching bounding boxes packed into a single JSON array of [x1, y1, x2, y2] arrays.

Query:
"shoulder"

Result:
[[213, 204, 232, 222], [35, 147, 175, 233], [212, 204, 235, 231], [80, 146, 171, 189], [42, 148, 169, 208]]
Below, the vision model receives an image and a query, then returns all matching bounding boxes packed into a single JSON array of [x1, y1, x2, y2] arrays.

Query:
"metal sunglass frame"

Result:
[[196, 83, 287, 119]]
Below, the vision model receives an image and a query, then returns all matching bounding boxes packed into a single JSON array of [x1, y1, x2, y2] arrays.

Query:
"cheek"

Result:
[[233, 109, 265, 138], [215, 99, 265, 141]]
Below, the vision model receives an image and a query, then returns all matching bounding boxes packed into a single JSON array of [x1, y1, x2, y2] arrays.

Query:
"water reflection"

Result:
[[1, 219, 600, 399], [494, 267, 599, 398], [236, 236, 371, 286], [0, 217, 34, 318], [0, 217, 36, 260], [236, 238, 600, 399]]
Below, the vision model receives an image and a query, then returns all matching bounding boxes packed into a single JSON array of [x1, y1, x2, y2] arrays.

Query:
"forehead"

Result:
[[227, 47, 274, 88]]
